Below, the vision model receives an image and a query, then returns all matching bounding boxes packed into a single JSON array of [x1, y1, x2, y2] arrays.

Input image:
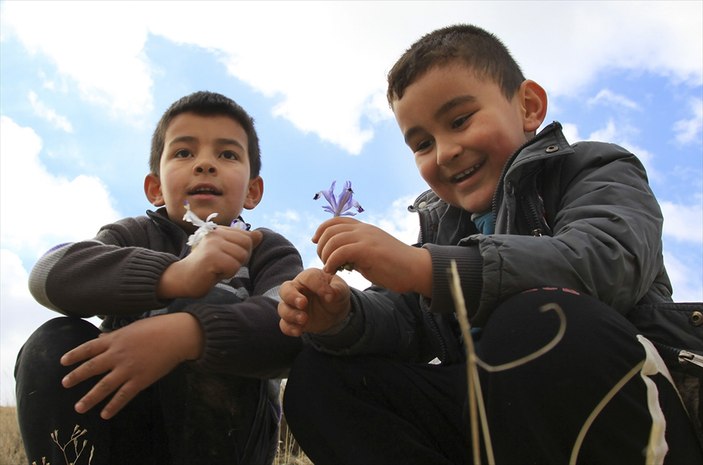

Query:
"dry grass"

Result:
[[1, 407, 26, 465], [0, 405, 310, 465]]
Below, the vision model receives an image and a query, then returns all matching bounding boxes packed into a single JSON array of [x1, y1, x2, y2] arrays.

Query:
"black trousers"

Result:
[[283, 289, 703, 465], [14, 317, 276, 465]]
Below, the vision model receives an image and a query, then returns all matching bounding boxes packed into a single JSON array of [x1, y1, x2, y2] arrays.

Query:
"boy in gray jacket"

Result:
[[278, 25, 702, 464], [16, 91, 302, 465]]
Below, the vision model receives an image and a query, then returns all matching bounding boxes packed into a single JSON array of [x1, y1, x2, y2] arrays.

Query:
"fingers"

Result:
[[278, 280, 310, 337], [202, 227, 261, 268], [279, 313, 305, 337], [316, 226, 365, 274], [61, 344, 136, 419], [99, 383, 136, 420], [61, 337, 104, 367], [277, 270, 337, 335], [72, 372, 138, 420], [312, 217, 358, 243], [60, 333, 147, 419]]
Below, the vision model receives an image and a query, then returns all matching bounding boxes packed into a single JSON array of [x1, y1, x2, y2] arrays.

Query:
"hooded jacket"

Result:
[[305, 122, 674, 365]]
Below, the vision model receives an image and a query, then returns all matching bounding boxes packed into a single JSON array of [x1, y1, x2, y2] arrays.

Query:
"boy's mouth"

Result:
[[188, 184, 222, 196], [451, 162, 482, 183]]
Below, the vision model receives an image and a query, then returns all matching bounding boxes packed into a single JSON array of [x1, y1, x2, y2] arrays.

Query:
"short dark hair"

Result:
[[387, 24, 525, 105], [149, 91, 261, 177]]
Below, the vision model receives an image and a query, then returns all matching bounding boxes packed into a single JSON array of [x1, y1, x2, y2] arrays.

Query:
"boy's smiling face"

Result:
[[144, 112, 263, 230], [392, 62, 545, 213]]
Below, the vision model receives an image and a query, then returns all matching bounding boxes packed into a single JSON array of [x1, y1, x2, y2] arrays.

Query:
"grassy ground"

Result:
[[0, 407, 25, 465], [0, 406, 311, 465]]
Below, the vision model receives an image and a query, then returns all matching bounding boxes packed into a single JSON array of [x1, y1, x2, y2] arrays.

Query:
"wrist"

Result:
[[157, 262, 179, 299], [169, 312, 204, 361], [318, 306, 355, 336], [412, 246, 433, 298]]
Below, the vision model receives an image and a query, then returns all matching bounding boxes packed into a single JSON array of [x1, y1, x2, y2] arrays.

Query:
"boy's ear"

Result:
[[519, 80, 548, 133], [243, 176, 264, 210], [144, 173, 165, 206]]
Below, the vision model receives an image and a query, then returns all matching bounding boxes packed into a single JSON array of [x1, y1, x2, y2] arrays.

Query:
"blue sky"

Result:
[[1, 1, 701, 404]]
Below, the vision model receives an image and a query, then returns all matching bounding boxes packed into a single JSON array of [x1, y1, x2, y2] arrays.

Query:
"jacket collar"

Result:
[[146, 207, 189, 243]]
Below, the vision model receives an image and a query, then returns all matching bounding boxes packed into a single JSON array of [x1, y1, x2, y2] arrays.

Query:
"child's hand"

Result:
[[158, 227, 263, 299], [314, 217, 432, 297], [60, 312, 203, 419], [278, 268, 351, 337]]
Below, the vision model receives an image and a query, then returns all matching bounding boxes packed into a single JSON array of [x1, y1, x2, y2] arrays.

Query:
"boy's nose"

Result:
[[194, 162, 216, 174], [436, 139, 462, 166]]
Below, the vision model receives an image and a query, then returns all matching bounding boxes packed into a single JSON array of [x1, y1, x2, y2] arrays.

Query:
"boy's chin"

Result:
[[456, 198, 492, 213]]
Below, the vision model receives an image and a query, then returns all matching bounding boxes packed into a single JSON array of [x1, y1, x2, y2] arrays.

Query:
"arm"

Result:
[[61, 229, 302, 417], [178, 228, 304, 378], [29, 213, 262, 316], [29, 215, 180, 316], [279, 267, 446, 361]]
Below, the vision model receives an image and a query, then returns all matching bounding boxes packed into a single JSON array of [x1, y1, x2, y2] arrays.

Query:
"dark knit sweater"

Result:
[[28, 207, 303, 378]]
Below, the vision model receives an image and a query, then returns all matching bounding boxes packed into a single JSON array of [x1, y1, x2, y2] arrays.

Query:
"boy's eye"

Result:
[[174, 149, 192, 158], [451, 115, 469, 129], [414, 139, 433, 154], [220, 150, 239, 160]]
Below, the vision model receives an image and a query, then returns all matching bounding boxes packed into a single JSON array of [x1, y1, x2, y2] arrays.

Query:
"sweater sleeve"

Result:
[[28, 216, 180, 317], [182, 228, 304, 378], [423, 243, 483, 318]]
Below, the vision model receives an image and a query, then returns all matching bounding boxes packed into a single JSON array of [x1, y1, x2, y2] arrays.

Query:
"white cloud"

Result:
[[673, 97, 703, 145], [587, 120, 659, 182], [0, 250, 58, 404], [1, 1, 154, 123], [663, 251, 703, 302], [560, 123, 581, 143], [28, 91, 74, 133], [368, 195, 421, 246], [587, 89, 640, 111], [2, 1, 700, 155], [660, 200, 703, 244], [0, 116, 121, 260]]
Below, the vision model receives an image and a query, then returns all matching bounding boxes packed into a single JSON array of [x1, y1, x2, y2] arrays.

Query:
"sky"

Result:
[[1, 1, 701, 405]]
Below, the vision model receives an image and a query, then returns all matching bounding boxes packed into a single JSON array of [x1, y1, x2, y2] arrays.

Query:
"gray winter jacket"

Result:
[[305, 122, 674, 365]]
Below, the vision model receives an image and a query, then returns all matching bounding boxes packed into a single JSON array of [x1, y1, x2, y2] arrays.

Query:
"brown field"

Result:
[[0, 406, 311, 465]]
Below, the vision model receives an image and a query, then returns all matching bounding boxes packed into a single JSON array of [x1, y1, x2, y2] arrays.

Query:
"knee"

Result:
[[15, 317, 99, 379], [283, 348, 340, 417], [285, 348, 330, 396], [479, 289, 639, 366]]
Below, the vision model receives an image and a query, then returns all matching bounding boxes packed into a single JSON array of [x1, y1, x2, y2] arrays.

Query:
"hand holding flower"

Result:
[[314, 217, 432, 297], [157, 204, 262, 299]]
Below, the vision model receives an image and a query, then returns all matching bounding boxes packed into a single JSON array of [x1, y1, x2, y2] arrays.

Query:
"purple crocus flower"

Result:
[[314, 181, 364, 217]]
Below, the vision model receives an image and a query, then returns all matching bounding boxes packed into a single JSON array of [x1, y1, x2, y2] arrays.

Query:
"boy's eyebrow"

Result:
[[403, 95, 477, 144], [435, 95, 477, 119], [167, 135, 246, 151]]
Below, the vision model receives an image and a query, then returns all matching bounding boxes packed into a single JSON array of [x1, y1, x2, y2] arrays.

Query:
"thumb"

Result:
[[249, 229, 264, 249], [326, 274, 351, 303]]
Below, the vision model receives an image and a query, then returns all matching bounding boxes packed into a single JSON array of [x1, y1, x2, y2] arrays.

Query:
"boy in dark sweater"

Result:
[[16, 91, 302, 465]]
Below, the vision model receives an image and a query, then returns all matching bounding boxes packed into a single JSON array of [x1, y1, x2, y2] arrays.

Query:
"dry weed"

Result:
[[0, 405, 309, 465]]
